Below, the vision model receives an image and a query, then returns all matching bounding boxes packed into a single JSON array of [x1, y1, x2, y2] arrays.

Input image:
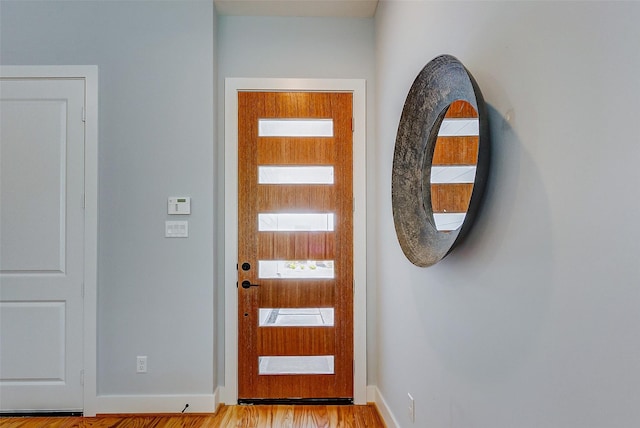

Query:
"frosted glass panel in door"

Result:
[[258, 260, 335, 279], [437, 118, 479, 136], [259, 308, 334, 327], [258, 166, 334, 184], [258, 119, 333, 137], [433, 213, 466, 231], [258, 213, 334, 231], [259, 356, 335, 375], [430, 166, 477, 184]]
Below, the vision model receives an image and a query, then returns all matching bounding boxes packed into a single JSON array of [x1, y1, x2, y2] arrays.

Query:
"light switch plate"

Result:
[[165, 221, 188, 238]]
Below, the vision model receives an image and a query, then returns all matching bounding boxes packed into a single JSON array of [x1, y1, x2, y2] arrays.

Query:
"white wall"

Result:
[[216, 15, 377, 384], [375, 1, 640, 427], [0, 0, 217, 404]]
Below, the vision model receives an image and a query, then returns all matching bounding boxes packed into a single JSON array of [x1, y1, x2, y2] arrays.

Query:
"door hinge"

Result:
[[81, 282, 85, 298], [353, 280, 355, 295], [351, 117, 354, 133], [81, 107, 86, 123], [81, 193, 86, 209], [353, 197, 355, 213], [80, 370, 84, 386]]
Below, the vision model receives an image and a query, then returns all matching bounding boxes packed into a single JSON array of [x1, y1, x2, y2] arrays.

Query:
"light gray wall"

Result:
[[216, 15, 377, 384], [375, 1, 640, 427], [0, 0, 217, 396], [7, 1, 636, 423]]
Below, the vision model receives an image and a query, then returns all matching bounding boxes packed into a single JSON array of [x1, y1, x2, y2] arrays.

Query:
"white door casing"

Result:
[[0, 66, 98, 414], [222, 78, 367, 404]]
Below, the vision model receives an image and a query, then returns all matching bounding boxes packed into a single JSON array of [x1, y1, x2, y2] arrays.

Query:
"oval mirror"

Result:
[[392, 55, 490, 267]]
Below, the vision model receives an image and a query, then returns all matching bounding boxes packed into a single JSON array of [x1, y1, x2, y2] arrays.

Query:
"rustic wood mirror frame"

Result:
[[392, 55, 490, 267]]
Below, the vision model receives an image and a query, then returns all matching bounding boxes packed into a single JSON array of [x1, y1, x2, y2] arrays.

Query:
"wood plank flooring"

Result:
[[0, 404, 386, 428]]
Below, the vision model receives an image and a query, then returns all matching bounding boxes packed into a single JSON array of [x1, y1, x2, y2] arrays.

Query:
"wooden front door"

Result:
[[237, 92, 353, 402]]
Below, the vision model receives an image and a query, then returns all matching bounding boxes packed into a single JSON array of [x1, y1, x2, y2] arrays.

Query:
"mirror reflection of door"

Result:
[[237, 92, 354, 402], [430, 100, 479, 231]]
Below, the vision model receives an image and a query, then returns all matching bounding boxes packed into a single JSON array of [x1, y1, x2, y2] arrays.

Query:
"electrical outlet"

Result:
[[136, 356, 147, 373], [408, 393, 415, 423]]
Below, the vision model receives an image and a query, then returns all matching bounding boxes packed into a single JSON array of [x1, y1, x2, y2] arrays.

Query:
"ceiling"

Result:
[[214, 0, 379, 18]]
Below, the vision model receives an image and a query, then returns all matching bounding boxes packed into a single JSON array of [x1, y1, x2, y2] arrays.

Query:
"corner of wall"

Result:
[[368, 385, 400, 428]]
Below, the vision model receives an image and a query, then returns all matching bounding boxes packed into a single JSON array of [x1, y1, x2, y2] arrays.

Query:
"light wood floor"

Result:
[[0, 404, 386, 428]]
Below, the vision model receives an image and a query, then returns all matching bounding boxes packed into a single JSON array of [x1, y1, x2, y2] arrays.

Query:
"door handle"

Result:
[[241, 280, 260, 289]]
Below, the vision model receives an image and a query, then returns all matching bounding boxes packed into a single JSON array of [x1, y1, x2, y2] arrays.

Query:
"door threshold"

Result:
[[238, 398, 353, 406]]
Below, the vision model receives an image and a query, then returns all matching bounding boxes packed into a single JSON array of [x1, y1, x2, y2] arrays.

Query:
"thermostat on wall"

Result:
[[168, 197, 191, 215]]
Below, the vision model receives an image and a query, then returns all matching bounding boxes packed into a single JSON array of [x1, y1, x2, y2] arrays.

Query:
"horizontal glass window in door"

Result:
[[258, 166, 334, 184], [437, 118, 479, 136], [430, 166, 477, 184], [258, 260, 334, 279], [258, 119, 333, 137], [433, 213, 466, 231], [259, 356, 334, 375], [258, 213, 334, 232], [259, 308, 334, 327]]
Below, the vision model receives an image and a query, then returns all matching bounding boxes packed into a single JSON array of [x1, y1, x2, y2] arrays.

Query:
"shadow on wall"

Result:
[[413, 105, 554, 382]]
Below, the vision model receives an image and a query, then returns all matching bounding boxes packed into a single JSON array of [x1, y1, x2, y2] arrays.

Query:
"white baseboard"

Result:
[[218, 385, 234, 406], [367, 385, 400, 428], [94, 387, 394, 425], [94, 389, 219, 415]]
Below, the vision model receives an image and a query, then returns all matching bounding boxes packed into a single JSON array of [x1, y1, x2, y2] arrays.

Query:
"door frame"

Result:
[[0, 66, 98, 415], [222, 78, 367, 404]]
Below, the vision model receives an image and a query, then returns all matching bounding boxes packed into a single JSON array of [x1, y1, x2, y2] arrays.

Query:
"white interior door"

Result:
[[0, 77, 85, 412]]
